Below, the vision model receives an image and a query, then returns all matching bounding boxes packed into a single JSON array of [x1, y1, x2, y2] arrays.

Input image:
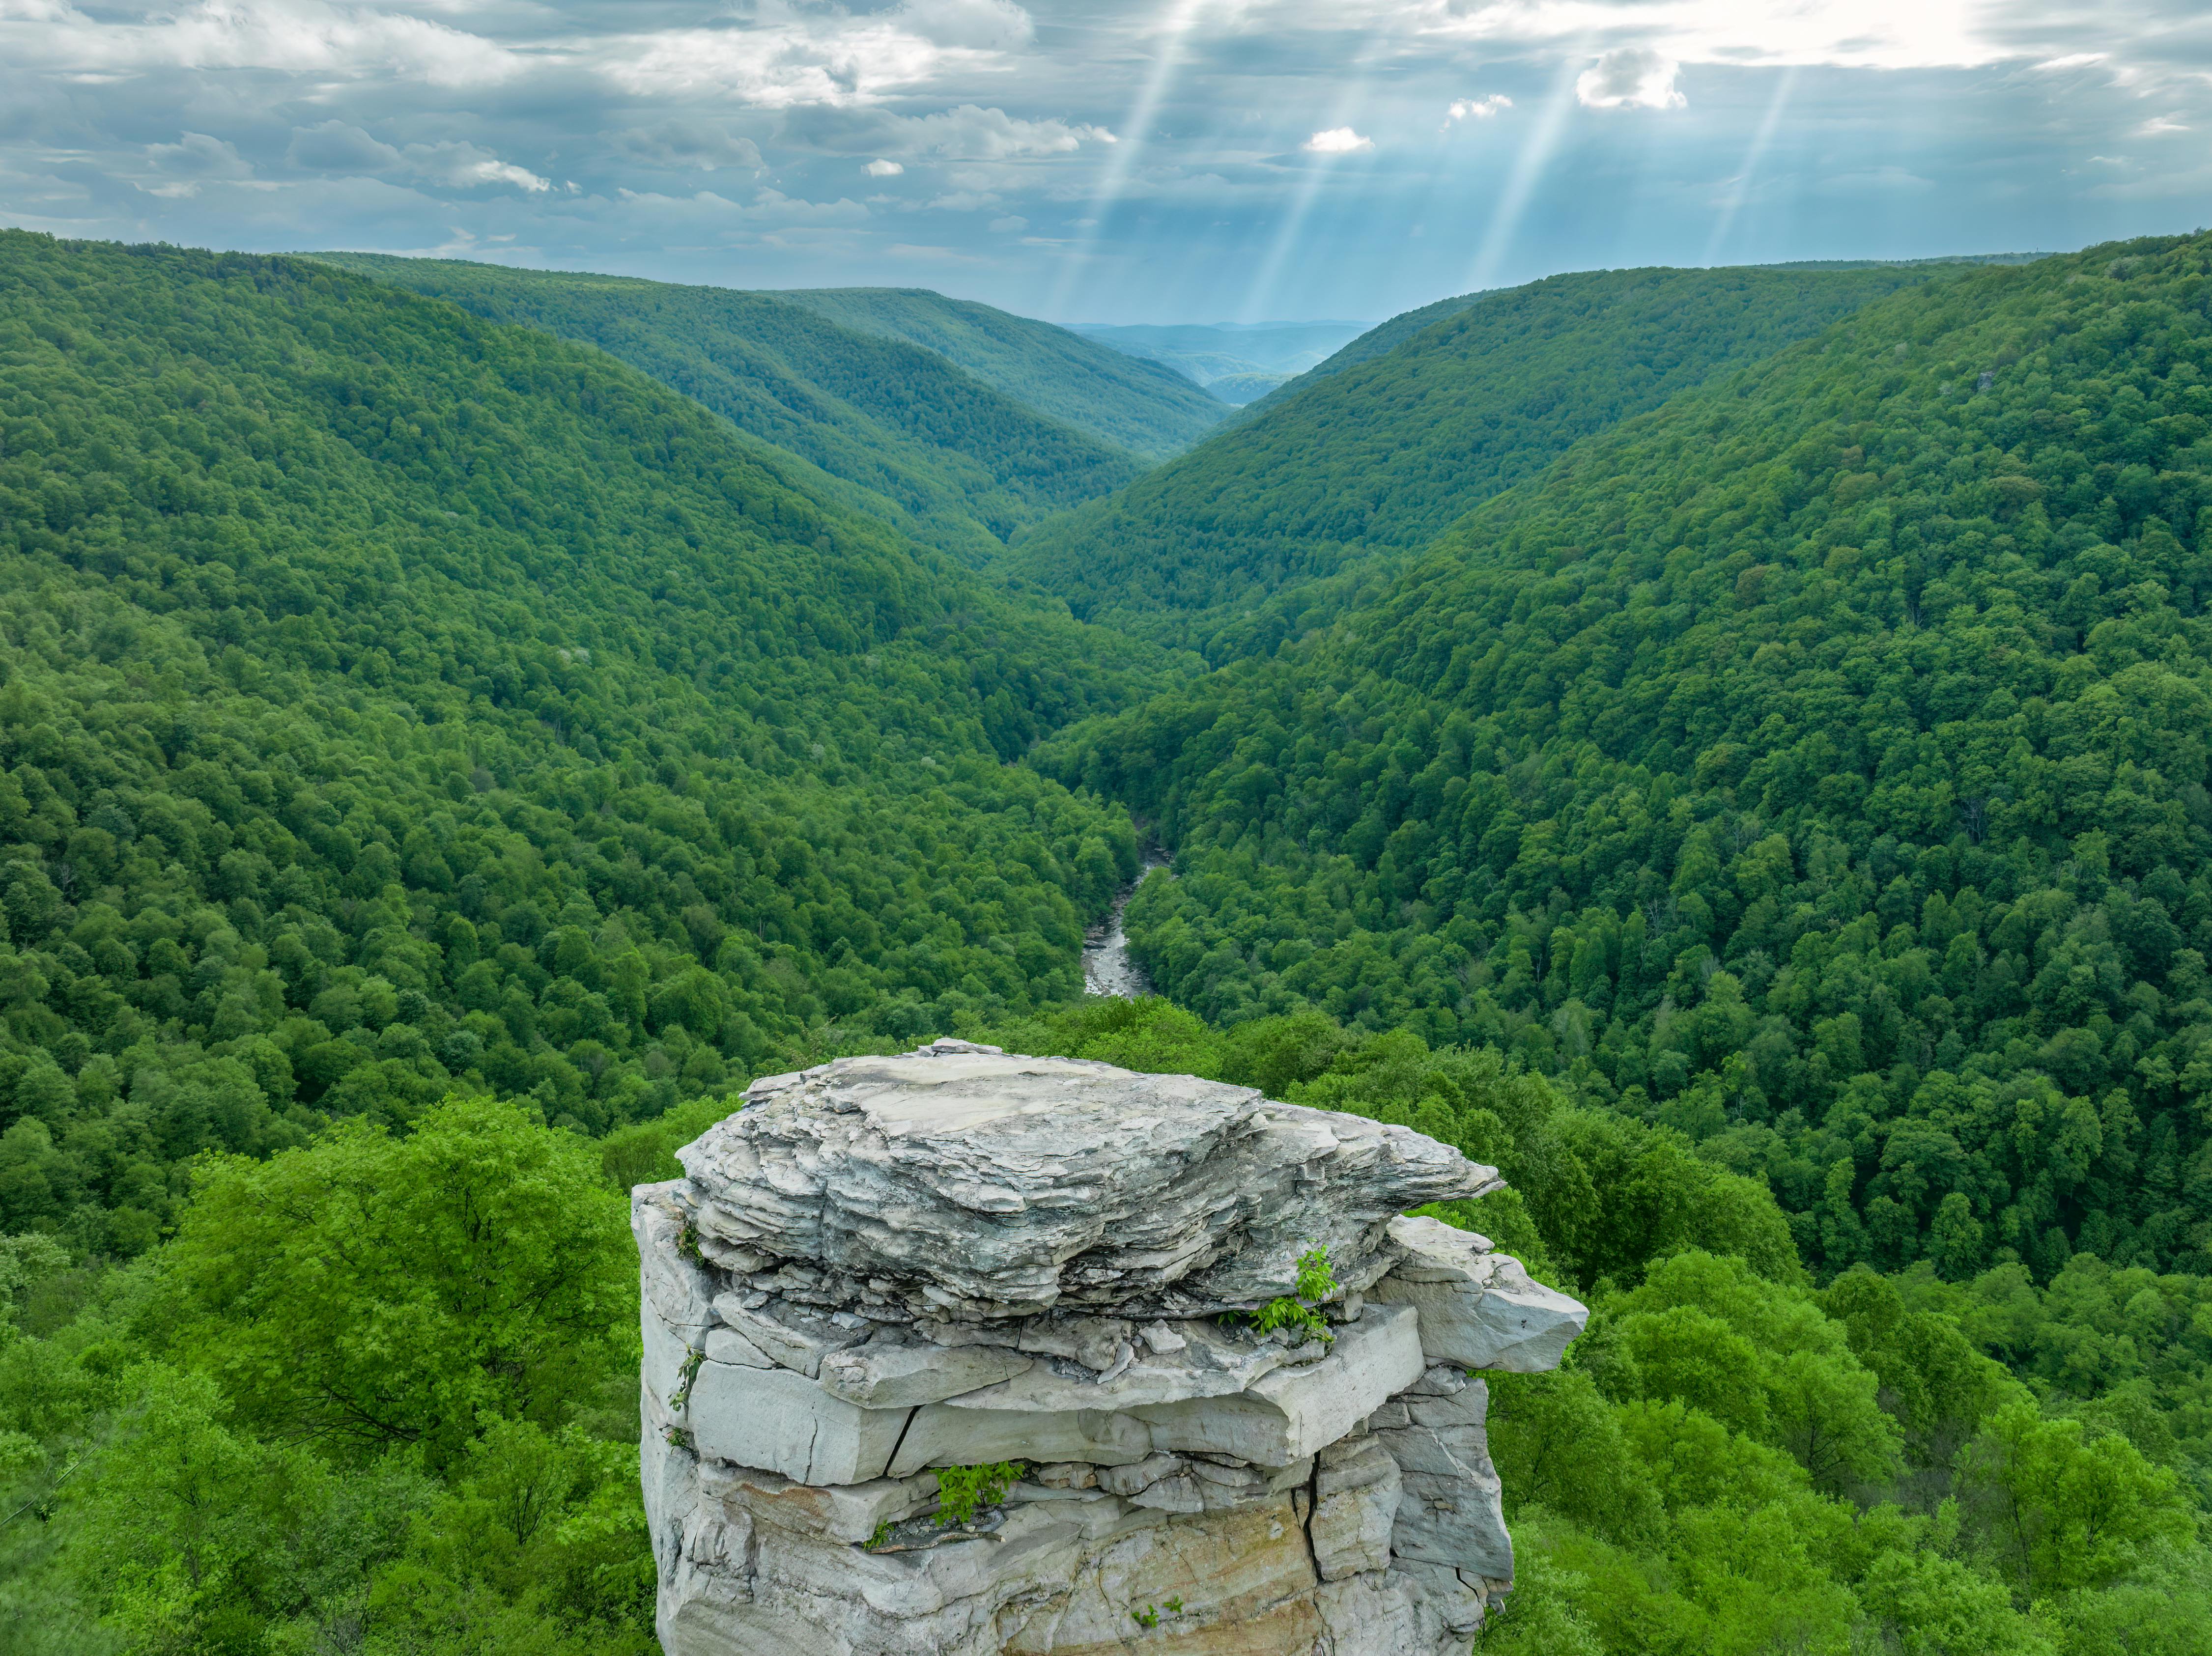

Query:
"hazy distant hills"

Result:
[[1007, 264, 1946, 655], [1072, 319, 1374, 404]]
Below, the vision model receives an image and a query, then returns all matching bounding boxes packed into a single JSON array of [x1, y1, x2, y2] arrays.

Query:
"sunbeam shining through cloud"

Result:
[[1, 0, 2207, 320]]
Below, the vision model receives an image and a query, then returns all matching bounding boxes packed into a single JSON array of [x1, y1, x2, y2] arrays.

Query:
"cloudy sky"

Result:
[[2, 1, 2208, 323]]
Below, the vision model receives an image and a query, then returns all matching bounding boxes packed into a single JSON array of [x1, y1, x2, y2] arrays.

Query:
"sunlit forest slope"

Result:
[[0, 231, 1149, 1255], [766, 284, 1228, 459], [1045, 232, 2212, 1287], [308, 253, 1146, 566], [1007, 265, 1944, 657]]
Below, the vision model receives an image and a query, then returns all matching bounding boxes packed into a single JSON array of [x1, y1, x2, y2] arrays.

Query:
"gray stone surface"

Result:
[[633, 1180, 717, 1333], [699, 1461, 937, 1544], [637, 1042, 1578, 1655], [676, 1043, 1498, 1321], [1369, 1368, 1513, 1580], [888, 1397, 1154, 1476], [1135, 1302, 1425, 1465], [947, 1314, 1298, 1411], [710, 1293, 867, 1378], [686, 1359, 912, 1485], [1371, 1212, 1589, 1371], [1310, 1436, 1402, 1580], [819, 1335, 1035, 1407]]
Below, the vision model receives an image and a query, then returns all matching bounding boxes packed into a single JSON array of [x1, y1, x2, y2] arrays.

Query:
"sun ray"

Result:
[[1048, 0, 1210, 316], [1465, 52, 1584, 292], [1704, 66, 1800, 264]]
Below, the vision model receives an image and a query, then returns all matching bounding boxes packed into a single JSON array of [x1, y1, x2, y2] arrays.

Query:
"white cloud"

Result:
[[866, 158, 905, 176], [896, 0, 1033, 51], [897, 104, 1115, 159], [147, 130, 252, 178], [287, 119, 402, 173], [752, 188, 870, 224], [1426, 0, 2003, 73], [610, 186, 869, 228], [613, 122, 763, 171], [604, 2, 1036, 108], [1304, 126, 1373, 153], [1819, 165, 1937, 194], [0, 0, 520, 89], [402, 141, 552, 193], [1446, 95, 1511, 122], [1576, 48, 1686, 110], [988, 213, 1027, 231], [928, 190, 1002, 210]]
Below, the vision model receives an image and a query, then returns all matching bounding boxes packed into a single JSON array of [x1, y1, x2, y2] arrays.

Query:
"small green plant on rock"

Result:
[[865, 1518, 894, 1550], [1131, 1597, 1184, 1629], [1249, 1242, 1337, 1346], [669, 1345, 705, 1411], [934, 1460, 1025, 1526]]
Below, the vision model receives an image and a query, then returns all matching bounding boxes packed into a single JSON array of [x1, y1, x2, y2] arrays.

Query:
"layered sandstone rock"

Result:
[[638, 1040, 1587, 1655]]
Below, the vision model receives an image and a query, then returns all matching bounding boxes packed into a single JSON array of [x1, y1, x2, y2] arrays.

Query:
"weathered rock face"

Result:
[[639, 1041, 1587, 1655]]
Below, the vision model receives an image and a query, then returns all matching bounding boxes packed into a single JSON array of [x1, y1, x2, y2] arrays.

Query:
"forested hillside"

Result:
[[1007, 265, 1942, 656], [0, 230, 1147, 1259], [1044, 233, 2212, 1295], [8, 220, 2212, 1656], [766, 286, 1227, 459], [1247, 256, 2045, 420], [309, 254, 1142, 565], [1248, 289, 1492, 399], [972, 998, 2212, 1654]]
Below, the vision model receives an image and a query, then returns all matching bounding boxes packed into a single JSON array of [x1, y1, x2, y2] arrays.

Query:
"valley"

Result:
[[3, 227, 2211, 1656]]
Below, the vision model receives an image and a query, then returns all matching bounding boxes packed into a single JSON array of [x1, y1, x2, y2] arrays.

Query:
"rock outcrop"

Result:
[[638, 1041, 1587, 1655]]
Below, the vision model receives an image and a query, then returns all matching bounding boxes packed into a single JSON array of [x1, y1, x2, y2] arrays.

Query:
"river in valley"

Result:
[[1081, 857, 1168, 998]]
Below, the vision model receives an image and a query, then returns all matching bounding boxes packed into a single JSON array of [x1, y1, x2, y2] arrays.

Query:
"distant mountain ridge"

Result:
[[305, 254, 1171, 566], [1250, 252, 2058, 415]]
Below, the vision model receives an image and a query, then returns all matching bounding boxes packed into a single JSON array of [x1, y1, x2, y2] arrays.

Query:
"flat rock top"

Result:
[[675, 1041, 1500, 1320]]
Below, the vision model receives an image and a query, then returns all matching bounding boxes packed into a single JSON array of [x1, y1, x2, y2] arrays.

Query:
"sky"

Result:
[[1, 1, 2208, 324]]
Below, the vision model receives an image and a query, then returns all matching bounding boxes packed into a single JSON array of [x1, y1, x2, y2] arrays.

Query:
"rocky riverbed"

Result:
[[1082, 858, 1167, 998]]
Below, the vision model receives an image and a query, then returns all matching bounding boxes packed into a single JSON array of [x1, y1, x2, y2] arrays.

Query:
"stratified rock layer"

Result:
[[676, 1045, 1499, 1320], [639, 1042, 1586, 1655]]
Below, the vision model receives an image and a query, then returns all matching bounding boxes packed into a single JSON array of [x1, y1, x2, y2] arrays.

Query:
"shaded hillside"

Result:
[[1042, 232, 2212, 1286], [1005, 264, 1939, 654], [0, 231, 1148, 1253], [769, 286, 1227, 459], [308, 253, 1143, 565]]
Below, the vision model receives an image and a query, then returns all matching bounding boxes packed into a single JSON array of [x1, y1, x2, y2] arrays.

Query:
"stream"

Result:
[[1081, 857, 1168, 998]]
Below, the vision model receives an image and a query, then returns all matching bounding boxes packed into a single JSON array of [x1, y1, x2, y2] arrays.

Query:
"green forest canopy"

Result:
[[8, 1006, 2209, 1656], [8, 225, 2212, 1656], [0, 229, 1149, 1259], [309, 253, 1147, 568], [1042, 232, 2212, 1294], [765, 284, 1228, 461], [1004, 264, 1942, 656]]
